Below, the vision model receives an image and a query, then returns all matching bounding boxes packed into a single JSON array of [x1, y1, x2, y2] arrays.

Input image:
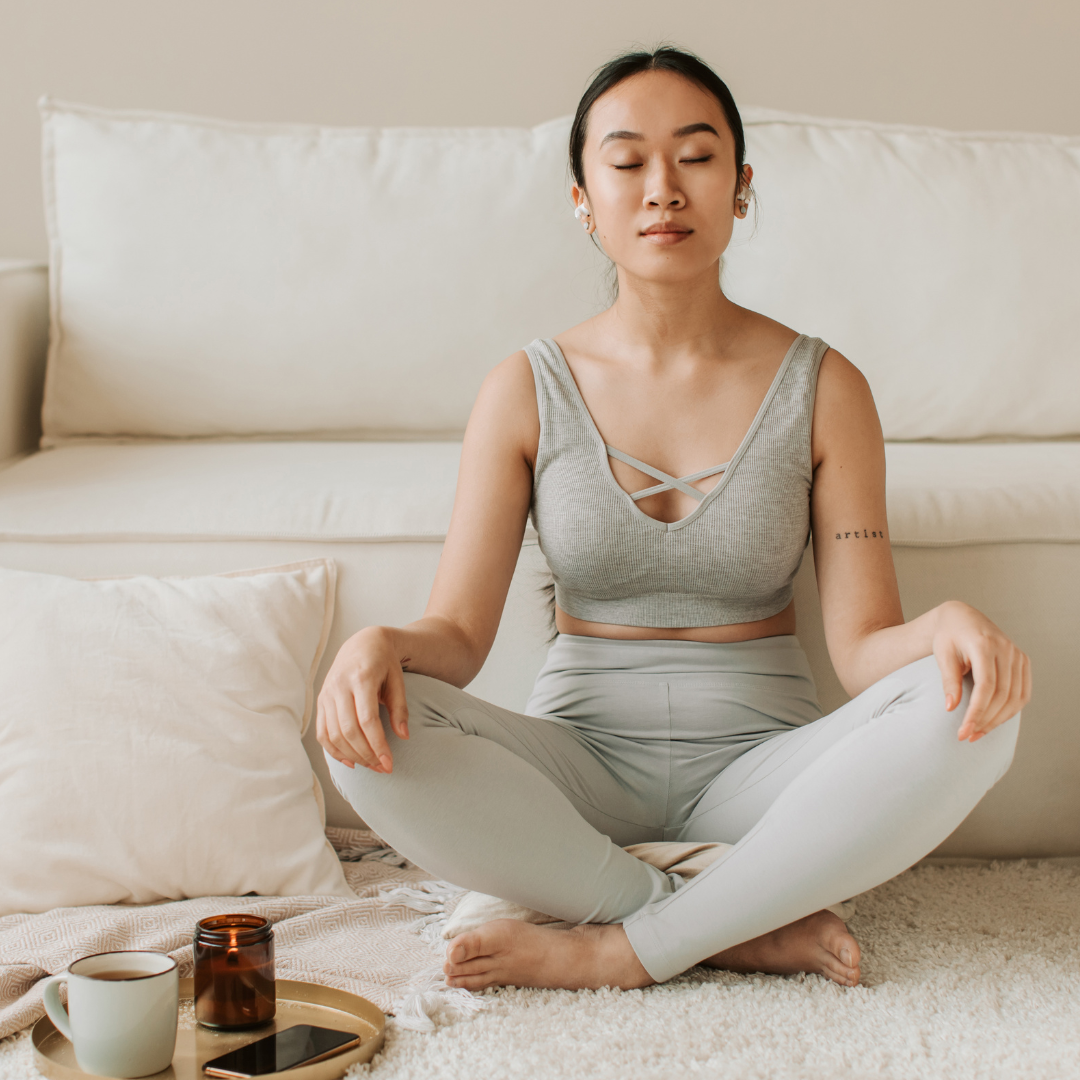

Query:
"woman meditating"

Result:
[[318, 47, 1030, 992]]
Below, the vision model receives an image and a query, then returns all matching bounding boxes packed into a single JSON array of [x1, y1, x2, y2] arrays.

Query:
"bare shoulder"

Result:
[[734, 310, 873, 418], [466, 349, 540, 461], [730, 307, 802, 367], [812, 348, 882, 466], [476, 349, 536, 406], [815, 347, 877, 419]]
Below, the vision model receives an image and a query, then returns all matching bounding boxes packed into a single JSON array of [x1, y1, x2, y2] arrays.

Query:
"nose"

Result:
[[643, 158, 685, 211]]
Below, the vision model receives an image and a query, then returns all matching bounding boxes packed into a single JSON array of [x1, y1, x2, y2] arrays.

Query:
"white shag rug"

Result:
[[2, 859, 1077, 1080]]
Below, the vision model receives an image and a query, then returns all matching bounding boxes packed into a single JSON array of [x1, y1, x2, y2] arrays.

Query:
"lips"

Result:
[[641, 223, 692, 245], [642, 223, 691, 235]]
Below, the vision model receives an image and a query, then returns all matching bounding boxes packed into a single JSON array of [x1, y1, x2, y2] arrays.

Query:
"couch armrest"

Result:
[[0, 261, 49, 464]]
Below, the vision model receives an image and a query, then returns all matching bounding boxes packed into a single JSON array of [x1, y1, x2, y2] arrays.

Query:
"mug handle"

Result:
[[41, 974, 73, 1042]]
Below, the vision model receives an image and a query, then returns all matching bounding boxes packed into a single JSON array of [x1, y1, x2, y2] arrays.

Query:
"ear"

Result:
[[736, 164, 754, 200], [570, 183, 595, 234], [734, 164, 754, 218]]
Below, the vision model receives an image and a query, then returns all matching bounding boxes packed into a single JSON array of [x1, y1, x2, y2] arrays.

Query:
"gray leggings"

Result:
[[326, 634, 1018, 983]]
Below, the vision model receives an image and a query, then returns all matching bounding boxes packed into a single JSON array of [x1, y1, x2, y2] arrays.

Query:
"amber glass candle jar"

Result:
[[193, 914, 276, 1030]]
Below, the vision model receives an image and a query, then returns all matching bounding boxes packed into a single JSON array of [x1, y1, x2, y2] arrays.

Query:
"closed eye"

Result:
[[611, 154, 712, 170]]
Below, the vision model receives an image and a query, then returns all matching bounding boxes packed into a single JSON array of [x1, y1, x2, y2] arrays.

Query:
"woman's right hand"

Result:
[[316, 626, 409, 772], [315, 351, 536, 774]]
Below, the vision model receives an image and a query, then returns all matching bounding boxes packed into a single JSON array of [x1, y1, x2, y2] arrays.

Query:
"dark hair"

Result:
[[569, 45, 747, 191]]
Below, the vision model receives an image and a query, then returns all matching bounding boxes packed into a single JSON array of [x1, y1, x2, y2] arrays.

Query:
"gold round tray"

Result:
[[32, 978, 385, 1080]]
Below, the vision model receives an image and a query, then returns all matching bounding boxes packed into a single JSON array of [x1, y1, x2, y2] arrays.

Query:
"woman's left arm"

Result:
[[809, 349, 1031, 742]]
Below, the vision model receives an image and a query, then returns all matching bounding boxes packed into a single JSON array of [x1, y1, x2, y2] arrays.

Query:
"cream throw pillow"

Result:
[[0, 560, 351, 917]]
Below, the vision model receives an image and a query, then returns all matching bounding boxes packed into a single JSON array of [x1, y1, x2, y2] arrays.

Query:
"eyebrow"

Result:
[[674, 123, 720, 138], [599, 122, 721, 147]]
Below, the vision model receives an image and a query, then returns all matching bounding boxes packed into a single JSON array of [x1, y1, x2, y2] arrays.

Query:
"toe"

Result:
[[446, 971, 499, 990], [445, 955, 496, 977], [817, 914, 860, 971], [836, 936, 860, 970], [446, 931, 484, 965], [820, 952, 860, 987], [821, 965, 854, 987]]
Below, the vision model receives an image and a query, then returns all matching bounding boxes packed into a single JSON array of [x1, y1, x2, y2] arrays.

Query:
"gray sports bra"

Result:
[[526, 334, 829, 628]]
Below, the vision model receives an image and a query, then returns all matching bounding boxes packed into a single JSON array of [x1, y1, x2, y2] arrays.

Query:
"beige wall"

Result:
[[2, 0, 1077, 259]]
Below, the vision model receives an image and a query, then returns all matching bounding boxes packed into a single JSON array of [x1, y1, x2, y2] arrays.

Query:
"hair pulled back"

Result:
[[569, 46, 746, 190]]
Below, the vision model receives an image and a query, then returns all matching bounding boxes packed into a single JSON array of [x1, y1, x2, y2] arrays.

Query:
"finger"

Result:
[[935, 644, 966, 714], [384, 666, 410, 739], [1011, 649, 1028, 718], [317, 706, 349, 767], [330, 693, 381, 770], [1000, 648, 1027, 727], [320, 697, 358, 769], [972, 651, 1010, 738], [327, 697, 370, 769], [352, 684, 395, 771], [959, 648, 997, 740], [316, 690, 340, 753], [989, 648, 1027, 734]]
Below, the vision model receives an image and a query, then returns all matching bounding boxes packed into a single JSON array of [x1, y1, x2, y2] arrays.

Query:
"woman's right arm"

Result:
[[316, 350, 539, 773]]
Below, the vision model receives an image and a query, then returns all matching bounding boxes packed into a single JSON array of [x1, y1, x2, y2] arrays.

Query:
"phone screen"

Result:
[[202, 1025, 361, 1077]]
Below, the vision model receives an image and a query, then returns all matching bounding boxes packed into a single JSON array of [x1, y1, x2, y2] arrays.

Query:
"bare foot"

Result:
[[444, 920, 654, 991], [705, 909, 861, 987]]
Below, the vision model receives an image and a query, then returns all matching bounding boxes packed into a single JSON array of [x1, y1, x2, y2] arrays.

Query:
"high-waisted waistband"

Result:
[[524, 632, 823, 753], [538, 633, 817, 680]]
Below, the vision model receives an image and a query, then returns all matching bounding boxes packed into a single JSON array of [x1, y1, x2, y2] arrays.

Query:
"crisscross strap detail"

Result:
[[606, 445, 730, 503]]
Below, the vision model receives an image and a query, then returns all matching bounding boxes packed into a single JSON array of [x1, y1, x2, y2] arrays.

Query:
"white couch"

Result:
[[1, 101, 1078, 858]]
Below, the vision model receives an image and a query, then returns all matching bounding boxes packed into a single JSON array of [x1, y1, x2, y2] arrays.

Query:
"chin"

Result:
[[621, 253, 721, 287], [607, 235, 723, 280]]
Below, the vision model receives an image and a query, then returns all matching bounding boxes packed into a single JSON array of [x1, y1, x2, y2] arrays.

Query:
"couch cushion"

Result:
[[0, 441, 1077, 546], [726, 109, 1080, 440], [882, 442, 1080, 545], [40, 101, 1080, 445], [39, 101, 600, 443], [0, 441, 462, 541]]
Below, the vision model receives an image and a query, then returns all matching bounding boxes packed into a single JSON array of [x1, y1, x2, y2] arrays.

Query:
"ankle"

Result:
[[586, 924, 653, 989]]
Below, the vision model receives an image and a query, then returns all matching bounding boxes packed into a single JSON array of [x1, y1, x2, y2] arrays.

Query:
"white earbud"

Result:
[[737, 187, 751, 203], [574, 204, 591, 221]]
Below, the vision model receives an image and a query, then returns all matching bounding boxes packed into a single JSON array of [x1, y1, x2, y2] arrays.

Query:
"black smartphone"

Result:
[[202, 1024, 362, 1077]]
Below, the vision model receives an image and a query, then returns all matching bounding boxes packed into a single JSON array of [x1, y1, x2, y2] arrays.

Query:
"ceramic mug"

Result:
[[41, 950, 179, 1078]]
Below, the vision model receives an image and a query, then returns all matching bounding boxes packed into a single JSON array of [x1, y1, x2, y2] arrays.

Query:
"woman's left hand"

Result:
[[932, 601, 1032, 742]]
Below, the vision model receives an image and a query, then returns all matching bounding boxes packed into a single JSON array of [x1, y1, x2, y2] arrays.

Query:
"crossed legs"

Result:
[[326, 656, 1019, 988]]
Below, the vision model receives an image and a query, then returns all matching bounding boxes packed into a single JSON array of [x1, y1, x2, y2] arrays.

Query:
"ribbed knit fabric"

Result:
[[526, 334, 829, 628]]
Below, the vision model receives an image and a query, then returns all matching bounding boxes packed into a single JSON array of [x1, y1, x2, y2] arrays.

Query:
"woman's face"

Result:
[[574, 69, 750, 286]]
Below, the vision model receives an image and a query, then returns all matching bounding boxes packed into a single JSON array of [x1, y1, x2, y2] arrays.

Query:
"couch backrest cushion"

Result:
[[40, 100, 1080, 443], [40, 101, 602, 442], [727, 109, 1080, 439]]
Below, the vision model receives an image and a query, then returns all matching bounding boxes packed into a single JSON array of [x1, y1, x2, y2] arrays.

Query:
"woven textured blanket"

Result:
[[0, 828, 471, 1040]]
